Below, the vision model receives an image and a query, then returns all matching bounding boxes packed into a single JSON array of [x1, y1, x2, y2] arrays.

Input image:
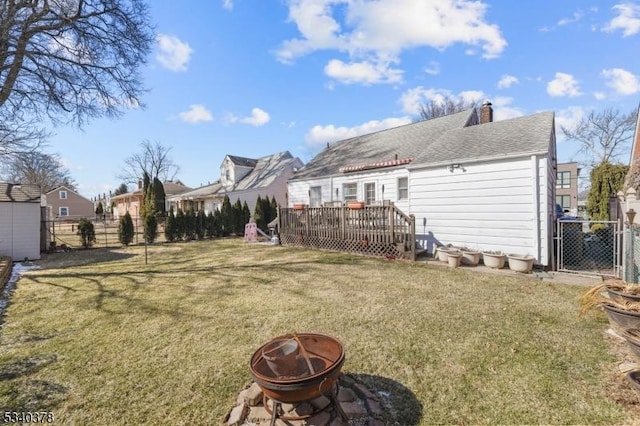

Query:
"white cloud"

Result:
[[557, 10, 584, 26], [555, 106, 585, 142], [156, 34, 193, 72], [227, 107, 271, 126], [547, 72, 582, 97], [305, 117, 412, 148], [324, 59, 403, 85], [601, 68, 640, 95], [222, 0, 233, 10], [603, 3, 640, 36], [178, 104, 213, 123], [594, 91, 607, 100], [497, 74, 519, 89], [399, 87, 485, 115], [277, 0, 507, 85], [424, 61, 440, 75], [491, 97, 523, 121]]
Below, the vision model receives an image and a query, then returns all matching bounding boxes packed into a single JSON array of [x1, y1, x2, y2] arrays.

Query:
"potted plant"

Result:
[[347, 201, 365, 209], [507, 253, 535, 273], [482, 251, 506, 269], [293, 203, 306, 211], [446, 251, 463, 268], [460, 248, 481, 266], [435, 245, 456, 262]]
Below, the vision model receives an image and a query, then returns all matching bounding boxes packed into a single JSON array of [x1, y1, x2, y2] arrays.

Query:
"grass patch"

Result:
[[0, 239, 630, 424]]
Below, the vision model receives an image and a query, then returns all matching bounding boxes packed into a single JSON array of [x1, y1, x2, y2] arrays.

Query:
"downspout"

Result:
[[531, 155, 541, 262]]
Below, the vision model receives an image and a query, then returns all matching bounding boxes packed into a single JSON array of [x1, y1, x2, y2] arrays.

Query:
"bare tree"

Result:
[[1, 151, 76, 192], [561, 107, 636, 167], [119, 140, 180, 185], [415, 96, 480, 121], [0, 0, 154, 160]]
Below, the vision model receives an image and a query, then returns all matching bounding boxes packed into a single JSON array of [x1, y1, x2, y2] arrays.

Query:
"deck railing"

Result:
[[277, 203, 416, 260]]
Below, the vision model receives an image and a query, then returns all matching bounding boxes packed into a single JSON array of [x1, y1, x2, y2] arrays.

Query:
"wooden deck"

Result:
[[277, 203, 416, 260]]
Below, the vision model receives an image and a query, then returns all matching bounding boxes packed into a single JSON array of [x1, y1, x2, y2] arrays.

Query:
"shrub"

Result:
[[196, 210, 206, 240], [118, 212, 134, 246], [77, 218, 96, 249], [144, 213, 158, 243], [165, 210, 177, 242]]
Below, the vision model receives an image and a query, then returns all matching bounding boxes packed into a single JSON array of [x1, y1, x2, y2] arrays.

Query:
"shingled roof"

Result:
[[0, 183, 41, 203], [291, 109, 555, 180], [290, 109, 478, 180]]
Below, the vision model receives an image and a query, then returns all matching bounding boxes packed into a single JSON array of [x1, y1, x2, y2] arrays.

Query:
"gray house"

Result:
[[0, 183, 42, 261], [287, 103, 557, 266]]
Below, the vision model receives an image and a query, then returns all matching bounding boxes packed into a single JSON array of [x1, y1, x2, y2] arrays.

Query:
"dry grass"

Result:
[[0, 239, 634, 424]]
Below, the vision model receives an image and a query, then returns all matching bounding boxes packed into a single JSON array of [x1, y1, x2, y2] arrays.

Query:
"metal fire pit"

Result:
[[249, 333, 346, 425]]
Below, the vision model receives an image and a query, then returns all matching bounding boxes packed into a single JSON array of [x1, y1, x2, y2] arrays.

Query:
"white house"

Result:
[[168, 151, 304, 215], [0, 183, 42, 261], [286, 103, 557, 266]]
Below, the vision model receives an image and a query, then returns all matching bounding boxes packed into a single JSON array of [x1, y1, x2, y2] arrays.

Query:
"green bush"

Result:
[[118, 212, 134, 246], [144, 213, 158, 243], [165, 210, 177, 242], [77, 218, 96, 249]]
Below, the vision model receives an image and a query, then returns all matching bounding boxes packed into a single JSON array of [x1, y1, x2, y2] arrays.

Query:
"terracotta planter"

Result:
[[461, 251, 480, 266], [507, 254, 535, 273], [482, 252, 505, 269], [347, 202, 365, 210], [293, 203, 306, 211], [447, 252, 463, 268]]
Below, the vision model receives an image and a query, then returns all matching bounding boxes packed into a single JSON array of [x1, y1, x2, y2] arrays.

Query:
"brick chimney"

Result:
[[480, 101, 493, 124]]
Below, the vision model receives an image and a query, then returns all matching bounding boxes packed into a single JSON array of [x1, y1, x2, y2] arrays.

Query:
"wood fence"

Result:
[[277, 203, 416, 260]]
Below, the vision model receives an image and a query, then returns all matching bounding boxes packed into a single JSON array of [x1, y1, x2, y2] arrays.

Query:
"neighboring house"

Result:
[[44, 185, 94, 220], [168, 151, 303, 215], [0, 183, 42, 261], [555, 162, 580, 216], [287, 102, 557, 266], [111, 181, 191, 220]]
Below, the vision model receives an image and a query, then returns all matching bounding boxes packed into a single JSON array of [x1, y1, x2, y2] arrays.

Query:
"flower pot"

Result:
[[447, 252, 463, 268], [623, 329, 640, 362], [482, 252, 505, 269], [507, 254, 535, 273], [607, 286, 640, 303], [461, 251, 480, 266], [347, 202, 365, 210], [601, 303, 640, 334], [293, 203, 306, 211], [626, 370, 640, 394]]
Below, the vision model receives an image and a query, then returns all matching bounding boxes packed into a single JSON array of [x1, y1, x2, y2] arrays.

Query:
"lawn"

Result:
[[0, 239, 633, 424]]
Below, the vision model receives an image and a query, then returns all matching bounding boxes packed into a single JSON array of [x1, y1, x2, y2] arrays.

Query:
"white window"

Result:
[[59, 207, 69, 216], [309, 186, 322, 207], [343, 183, 357, 201], [59, 190, 67, 199], [398, 177, 408, 200], [364, 182, 376, 204]]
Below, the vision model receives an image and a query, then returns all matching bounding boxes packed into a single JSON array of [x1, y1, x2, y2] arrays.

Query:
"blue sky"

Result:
[[47, 0, 640, 198]]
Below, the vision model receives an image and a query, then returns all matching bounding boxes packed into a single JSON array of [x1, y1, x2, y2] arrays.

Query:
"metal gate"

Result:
[[624, 226, 640, 283], [556, 220, 621, 277]]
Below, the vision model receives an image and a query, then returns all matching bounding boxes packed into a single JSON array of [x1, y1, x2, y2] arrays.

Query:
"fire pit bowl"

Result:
[[249, 333, 345, 403]]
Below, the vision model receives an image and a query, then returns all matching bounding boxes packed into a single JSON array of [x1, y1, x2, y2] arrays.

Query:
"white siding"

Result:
[[410, 156, 550, 265], [0, 202, 41, 260], [287, 168, 411, 208]]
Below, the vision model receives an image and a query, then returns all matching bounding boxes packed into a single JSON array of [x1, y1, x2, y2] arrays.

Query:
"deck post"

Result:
[[409, 214, 416, 260]]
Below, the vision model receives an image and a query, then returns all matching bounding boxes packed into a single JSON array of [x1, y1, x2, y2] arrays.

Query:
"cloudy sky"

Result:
[[48, 0, 640, 197]]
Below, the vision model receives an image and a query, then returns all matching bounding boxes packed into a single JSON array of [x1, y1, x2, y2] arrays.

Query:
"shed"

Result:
[[0, 183, 42, 261]]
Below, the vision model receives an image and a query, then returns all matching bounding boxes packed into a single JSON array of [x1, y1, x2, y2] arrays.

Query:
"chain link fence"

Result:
[[43, 217, 166, 250], [556, 220, 621, 277]]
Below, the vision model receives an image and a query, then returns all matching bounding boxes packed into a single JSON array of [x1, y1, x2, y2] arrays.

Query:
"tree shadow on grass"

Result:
[[0, 354, 67, 412], [345, 372, 423, 425]]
